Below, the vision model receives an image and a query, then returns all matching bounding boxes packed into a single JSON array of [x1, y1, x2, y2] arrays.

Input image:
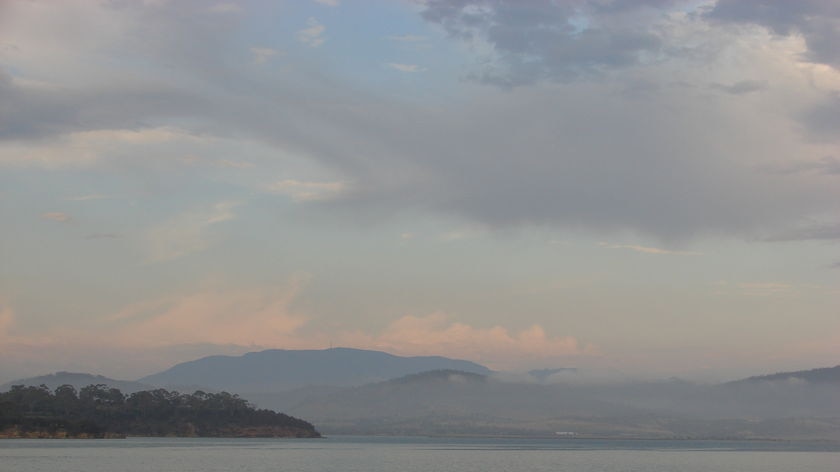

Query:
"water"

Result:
[[1, 436, 838, 472]]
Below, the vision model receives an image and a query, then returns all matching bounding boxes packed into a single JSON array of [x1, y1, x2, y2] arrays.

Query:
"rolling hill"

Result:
[[0, 372, 153, 394], [726, 365, 840, 385], [139, 347, 492, 392]]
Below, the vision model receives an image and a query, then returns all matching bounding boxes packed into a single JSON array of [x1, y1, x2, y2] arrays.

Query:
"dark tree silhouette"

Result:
[[0, 385, 320, 438]]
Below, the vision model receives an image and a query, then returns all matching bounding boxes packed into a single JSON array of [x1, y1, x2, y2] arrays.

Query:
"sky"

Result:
[[1, 0, 839, 383]]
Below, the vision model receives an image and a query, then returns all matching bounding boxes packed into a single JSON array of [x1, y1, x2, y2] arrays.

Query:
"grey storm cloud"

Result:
[[706, 1, 840, 142], [706, 0, 840, 68], [2, 0, 839, 243], [764, 156, 840, 176], [802, 93, 840, 140], [0, 71, 207, 140], [767, 223, 840, 242], [280, 80, 833, 242], [420, 0, 675, 85]]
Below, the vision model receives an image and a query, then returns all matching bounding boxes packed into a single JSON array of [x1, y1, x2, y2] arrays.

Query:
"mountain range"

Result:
[[137, 347, 492, 392], [3, 349, 838, 440], [0, 372, 153, 394], [727, 365, 840, 385], [279, 367, 840, 439]]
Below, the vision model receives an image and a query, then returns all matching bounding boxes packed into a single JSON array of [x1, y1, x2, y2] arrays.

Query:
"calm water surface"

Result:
[[2, 436, 839, 472]]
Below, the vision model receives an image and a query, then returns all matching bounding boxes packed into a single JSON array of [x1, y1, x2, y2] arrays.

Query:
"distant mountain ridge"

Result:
[[288, 367, 630, 417], [527, 368, 577, 381], [282, 366, 840, 439], [727, 365, 840, 385], [138, 347, 493, 392], [3, 355, 839, 440], [0, 372, 152, 393]]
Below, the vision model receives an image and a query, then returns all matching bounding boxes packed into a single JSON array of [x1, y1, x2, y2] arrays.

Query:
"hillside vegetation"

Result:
[[0, 384, 320, 439]]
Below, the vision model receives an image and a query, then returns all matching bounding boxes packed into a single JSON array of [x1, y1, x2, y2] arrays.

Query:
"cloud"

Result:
[[0, 127, 202, 169], [765, 218, 840, 242], [216, 159, 254, 169], [439, 226, 486, 241], [0, 288, 594, 377], [706, 0, 840, 68], [2, 0, 839, 243], [266, 179, 346, 202], [144, 201, 240, 262], [1, 0, 839, 384], [85, 233, 121, 240], [297, 17, 326, 47], [0, 285, 306, 381], [803, 94, 840, 140], [251, 47, 280, 64], [420, 0, 671, 85], [42, 212, 70, 222], [209, 3, 242, 14], [64, 194, 111, 201], [0, 301, 14, 341], [104, 283, 308, 347], [710, 80, 767, 95], [599, 243, 701, 256], [311, 76, 837, 241], [343, 313, 596, 369], [387, 35, 428, 42], [313, 0, 340, 6], [759, 156, 840, 176], [766, 222, 840, 241], [738, 282, 795, 297], [105, 297, 593, 370], [780, 329, 840, 365], [386, 63, 425, 73], [0, 60, 208, 144]]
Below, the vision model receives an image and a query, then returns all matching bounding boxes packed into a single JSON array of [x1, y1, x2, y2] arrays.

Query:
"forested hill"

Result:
[[726, 365, 840, 385], [0, 384, 320, 439], [0, 372, 152, 394]]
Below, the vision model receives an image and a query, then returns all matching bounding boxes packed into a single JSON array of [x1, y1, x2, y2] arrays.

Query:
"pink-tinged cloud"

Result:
[[209, 3, 242, 14], [0, 302, 14, 340], [102, 296, 593, 369], [42, 212, 70, 222], [780, 328, 840, 361], [250, 47, 280, 64], [0, 287, 595, 378], [297, 18, 326, 47], [0, 293, 259, 381], [599, 242, 701, 256], [386, 63, 425, 73], [266, 179, 346, 202], [738, 282, 795, 297], [0, 128, 201, 169], [104, 283, 308, 347], [335, 313, 597, 370], [143, 201, 240, 262]]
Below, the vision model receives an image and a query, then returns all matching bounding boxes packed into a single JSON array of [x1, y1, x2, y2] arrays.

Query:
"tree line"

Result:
[[0, 384, 320, 438]]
